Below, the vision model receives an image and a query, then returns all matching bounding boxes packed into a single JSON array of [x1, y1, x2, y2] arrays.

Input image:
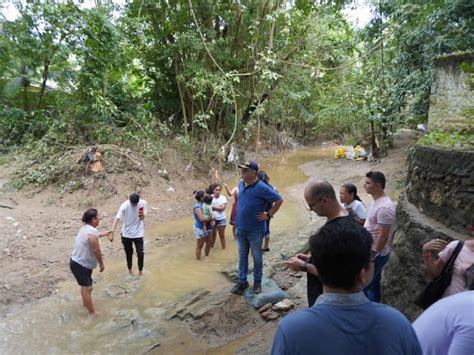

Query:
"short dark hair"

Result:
[[258, 170, 270, 184], [129, 193, 140, 204], [82, 208, 98, 223], [206, 183, 218, 195], [194, 190, 205, 201], [366, 171, 386, 189], [309, 220, 372, 290], [203, 194, 213, 204]]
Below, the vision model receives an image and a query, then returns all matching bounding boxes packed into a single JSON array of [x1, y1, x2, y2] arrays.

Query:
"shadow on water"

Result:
[[0, 147, 334, 354]]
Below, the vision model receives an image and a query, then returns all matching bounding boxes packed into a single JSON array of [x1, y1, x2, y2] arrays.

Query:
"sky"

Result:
[[1, 0, 374, 27]]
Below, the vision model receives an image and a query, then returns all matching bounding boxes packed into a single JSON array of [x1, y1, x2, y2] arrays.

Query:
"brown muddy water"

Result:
[[0, 147, 334, 354]]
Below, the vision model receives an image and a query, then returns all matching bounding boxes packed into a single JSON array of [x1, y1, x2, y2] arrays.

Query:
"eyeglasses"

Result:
[[306, 198, 322, 211]]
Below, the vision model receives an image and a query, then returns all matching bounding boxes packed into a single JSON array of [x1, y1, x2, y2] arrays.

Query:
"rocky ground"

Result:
[[0, 129, 418, 353]]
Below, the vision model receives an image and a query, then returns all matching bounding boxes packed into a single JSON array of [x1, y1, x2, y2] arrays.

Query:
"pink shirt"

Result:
[[364, 195, 395, 256], [439, 241, 474, 297]]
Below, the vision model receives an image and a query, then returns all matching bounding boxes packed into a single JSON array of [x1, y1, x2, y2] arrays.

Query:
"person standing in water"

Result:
[[193, 190, 213, 260], [70, 208, 111, 315], [111, 193, 148, 276], [258, 170, 276, 252], [223, 183, 239, 240], [210, 183, 228, 249]]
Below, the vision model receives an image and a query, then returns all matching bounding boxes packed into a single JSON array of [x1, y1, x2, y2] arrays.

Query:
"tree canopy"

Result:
[[0, 0, 472, 162]]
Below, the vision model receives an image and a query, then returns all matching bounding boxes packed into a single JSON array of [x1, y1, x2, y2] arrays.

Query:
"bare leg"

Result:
[[204, 235, 212, 256], [81, 286, 95, 314], [196, 238, 205, 260], [211, 226, 218, 248], [218, 225, 226, 249], [232, 225, 236, 240]]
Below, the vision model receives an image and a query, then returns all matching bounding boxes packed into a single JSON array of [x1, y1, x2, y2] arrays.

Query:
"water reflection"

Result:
[[0, 147, 334, 353]]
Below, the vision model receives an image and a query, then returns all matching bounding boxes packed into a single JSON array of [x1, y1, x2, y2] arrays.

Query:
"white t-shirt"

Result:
[[413, 291, 474, 355], [116, 199, 148, 238], [364, 195, 395, 256], [71, 224, 99, 270], [211, 195, 227, 221], [344, 200, 367, 220]]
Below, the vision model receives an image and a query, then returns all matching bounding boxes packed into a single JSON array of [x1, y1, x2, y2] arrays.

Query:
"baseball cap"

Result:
[[238, 161, 259, 172]]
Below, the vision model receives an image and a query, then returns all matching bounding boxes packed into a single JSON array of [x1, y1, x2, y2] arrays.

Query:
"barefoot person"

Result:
[[258, 170, 276, 252], [70, 208, 111, 315], [223, 183, 239, 240], [193, 191, 213, 260], [210, 183, 228, 249], [111, 193, 148, 276]]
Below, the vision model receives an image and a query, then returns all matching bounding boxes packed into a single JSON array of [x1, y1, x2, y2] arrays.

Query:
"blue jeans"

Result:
[[236, 230, 264, 285], [364, 252, 390, 302]]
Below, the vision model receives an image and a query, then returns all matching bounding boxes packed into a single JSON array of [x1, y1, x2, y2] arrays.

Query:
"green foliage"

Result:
[[1, 0, 472, 189], [418, 131, 474, 149]]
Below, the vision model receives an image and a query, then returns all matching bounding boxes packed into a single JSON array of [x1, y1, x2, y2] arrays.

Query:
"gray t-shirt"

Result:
[[71, 224, 99, 270]]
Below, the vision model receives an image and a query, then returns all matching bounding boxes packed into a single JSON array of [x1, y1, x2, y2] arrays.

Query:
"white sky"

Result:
[[343, 0, 374, 28], [2, 0, 373, 27]]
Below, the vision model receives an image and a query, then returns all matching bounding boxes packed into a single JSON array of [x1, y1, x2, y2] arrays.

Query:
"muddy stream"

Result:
[[0, 147, 334, 354]]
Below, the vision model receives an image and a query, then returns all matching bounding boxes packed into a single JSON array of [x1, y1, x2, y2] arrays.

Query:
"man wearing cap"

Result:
[[111, 193, 148, 276], [231, 161, 284, 295]]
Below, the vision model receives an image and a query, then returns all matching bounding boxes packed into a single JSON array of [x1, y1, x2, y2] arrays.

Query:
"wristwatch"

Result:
[[300, 262, 307, 272]]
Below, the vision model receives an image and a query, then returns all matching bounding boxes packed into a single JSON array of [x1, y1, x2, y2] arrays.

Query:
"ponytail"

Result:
[[342, 183, 360, 202]]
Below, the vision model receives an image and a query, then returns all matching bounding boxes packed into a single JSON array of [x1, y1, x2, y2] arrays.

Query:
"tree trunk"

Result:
[[37, 58, 50, 109], [175, 60, 188, 137]]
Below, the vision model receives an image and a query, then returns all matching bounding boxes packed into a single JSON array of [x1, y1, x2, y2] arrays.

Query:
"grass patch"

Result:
[[417, 130, 474, 149]]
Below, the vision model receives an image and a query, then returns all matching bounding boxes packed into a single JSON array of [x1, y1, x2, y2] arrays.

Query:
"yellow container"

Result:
[[334, 147, 346, 159]]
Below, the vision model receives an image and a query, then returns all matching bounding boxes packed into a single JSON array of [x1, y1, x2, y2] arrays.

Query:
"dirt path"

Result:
[[0, 131, 417, 349]]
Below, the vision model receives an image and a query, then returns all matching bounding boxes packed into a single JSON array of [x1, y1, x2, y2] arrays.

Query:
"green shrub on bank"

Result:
[[418, 130, 474, 149]]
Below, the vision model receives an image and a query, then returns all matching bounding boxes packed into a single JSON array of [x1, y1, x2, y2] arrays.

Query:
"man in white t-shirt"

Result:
[[111, 193, 148, 276], [363, 171, 395, 302]]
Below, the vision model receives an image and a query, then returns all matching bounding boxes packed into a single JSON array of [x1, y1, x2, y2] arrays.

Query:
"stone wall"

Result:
[[384, 144, 474, 319], [405, 146, 474, 235], [428, 52, 474, 132], [382, 194, 468, 320]]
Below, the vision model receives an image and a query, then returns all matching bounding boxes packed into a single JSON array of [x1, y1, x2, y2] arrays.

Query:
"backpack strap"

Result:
[[440, 240, 464, 274]]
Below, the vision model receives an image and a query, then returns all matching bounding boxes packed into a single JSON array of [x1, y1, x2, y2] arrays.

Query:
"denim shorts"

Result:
[[215, 218, 227, 227], [194, 227, 209, 240]]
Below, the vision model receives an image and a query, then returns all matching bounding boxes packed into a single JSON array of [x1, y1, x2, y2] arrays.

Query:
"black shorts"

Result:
[[70, 259, 93, 287]]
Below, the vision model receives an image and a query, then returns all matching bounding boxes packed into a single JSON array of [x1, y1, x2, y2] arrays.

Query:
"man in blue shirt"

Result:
[[231, 161, 283, 295], [271, 219, 421, 355]]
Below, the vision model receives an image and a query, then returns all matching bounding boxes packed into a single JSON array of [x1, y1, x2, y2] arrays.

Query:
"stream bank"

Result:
[[0, 133, 416, 353]]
